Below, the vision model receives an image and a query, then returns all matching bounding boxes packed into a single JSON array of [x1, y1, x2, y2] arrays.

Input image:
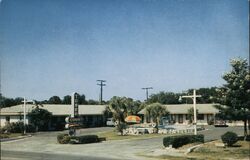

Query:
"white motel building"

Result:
[[0, 103, 243, 129]]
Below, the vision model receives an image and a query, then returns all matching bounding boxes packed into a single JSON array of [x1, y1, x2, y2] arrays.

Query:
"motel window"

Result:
[[5, 116, 10, 122], [197, 114, 204, 120], [178, 114, 183, 123]]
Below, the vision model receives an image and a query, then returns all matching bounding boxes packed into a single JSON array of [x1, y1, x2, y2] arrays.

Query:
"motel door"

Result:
[[178, 114, 183, 124]]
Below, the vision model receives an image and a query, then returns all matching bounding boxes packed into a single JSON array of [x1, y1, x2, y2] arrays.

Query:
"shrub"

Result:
[[57, 134, 100, 144], [2, 122, 36, 133], [61, 135, 71, 144], [71, 135, 99, 144], [3, 122, 24, 133], [0, 127, 5, 134], [0, 134, 9, 139], [116, 122, 127, 136], [163, 134, 204, 148], [57, 134, 70, 144], [26, 124, 36, 133], [221, 132, 238, 146], [189, 134, 204, 143], [238, 135, 250, 141]]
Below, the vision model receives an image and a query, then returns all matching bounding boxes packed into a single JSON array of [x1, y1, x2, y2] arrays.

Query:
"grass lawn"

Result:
[[188, 140, 250, 160], [0, 133, 24, 139], [96, 130, 170, 141], [144, 140, 250, 160]]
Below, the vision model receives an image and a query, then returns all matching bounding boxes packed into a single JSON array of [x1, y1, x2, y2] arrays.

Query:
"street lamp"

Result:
[[179, 89, 201, 135], [22, 97, 34, 135]]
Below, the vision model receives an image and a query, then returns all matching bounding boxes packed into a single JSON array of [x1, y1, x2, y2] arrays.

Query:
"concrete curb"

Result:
[[184, 144, 202, 155], [184, 140, 218, 155], [0, 135, 32, 142]]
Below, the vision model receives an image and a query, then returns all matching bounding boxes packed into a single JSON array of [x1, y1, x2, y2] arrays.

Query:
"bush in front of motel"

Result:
[[70, 135, 99, 144], [57, 134, 100, 144], [163, 134, 204, 148], [237, 135, 250, 141], [0, 134, 9, 139], [221, 131, 238, 147], [57, 134, 71, 144], [2, 122, 36, 133], [116, 122, 127, 136]]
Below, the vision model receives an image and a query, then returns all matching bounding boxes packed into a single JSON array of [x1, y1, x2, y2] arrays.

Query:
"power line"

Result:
[[97, 80, 106, 104], [142, 87, 153, 101]]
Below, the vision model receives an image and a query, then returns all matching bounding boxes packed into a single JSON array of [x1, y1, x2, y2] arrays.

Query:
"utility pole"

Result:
[[142, 87, 153, 101], [179, 89, 201, 135], [97, 80, 106, 104], [0, 60, 2, 108]]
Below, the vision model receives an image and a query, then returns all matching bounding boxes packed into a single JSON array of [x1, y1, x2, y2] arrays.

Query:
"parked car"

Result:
[[106, 118, 115, 126], [214, 120, 228, 127]]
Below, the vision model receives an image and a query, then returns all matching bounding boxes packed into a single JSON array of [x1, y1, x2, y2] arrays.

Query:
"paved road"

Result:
[[1, 150, 119, 160], [201, 126, 243, 141], [1, 126, 244, 160]]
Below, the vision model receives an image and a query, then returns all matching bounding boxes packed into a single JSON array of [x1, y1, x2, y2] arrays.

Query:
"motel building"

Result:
[[138, 104, 243, 126], [0, 104, 107, 130], [0, 103, 243, 129]]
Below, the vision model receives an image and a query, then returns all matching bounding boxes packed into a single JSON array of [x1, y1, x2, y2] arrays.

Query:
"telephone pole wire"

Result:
[[142, 87, 153, 102], [97, 80, 106, 104]]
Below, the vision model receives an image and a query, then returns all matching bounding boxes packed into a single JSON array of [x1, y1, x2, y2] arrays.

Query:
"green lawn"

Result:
[[142, 140, 250, 160], [188, 140, 250, 160]]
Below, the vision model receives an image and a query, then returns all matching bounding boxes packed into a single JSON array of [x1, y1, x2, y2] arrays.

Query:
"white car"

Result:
[[106, 118, 115, 126]]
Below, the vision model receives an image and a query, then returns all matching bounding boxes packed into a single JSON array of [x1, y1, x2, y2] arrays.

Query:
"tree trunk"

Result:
[[248, 118, 250, 141], [155, 122, 159, 134], [248, 118, 250, 135], [243, 120, 247, 140]]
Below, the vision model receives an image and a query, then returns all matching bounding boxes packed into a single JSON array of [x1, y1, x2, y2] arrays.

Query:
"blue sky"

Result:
[[0, 0, 249, 101]]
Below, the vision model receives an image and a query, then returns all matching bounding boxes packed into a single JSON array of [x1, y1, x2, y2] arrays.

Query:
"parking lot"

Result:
[[1, 126, 244, 160]]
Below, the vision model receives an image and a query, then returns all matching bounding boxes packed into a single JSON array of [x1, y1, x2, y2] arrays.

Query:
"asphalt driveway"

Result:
[[1, 126, 244, 160]]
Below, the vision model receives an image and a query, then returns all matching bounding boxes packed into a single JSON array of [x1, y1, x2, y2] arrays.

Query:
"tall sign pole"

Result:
[[23, 97, 26, 135], [21, 98, 34, 135], [193, 90, 198, 135], [179, 89, 201, 135], [71, 92, 79, 118], [67, 92, 79, 136]]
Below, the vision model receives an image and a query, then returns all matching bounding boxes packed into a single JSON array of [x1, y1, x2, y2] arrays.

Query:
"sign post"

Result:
[[71, 92, 79, 118], [67, 92, 79, 136], [179, 89, 201, 135]]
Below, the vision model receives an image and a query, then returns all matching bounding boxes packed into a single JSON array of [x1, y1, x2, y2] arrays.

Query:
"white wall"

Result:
[[0, 116, 6, 127], [0, 115, 28, 127]]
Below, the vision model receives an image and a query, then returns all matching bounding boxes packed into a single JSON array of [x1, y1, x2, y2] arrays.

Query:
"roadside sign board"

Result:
[[65, 123, 81, 129], [65, 117, 82, 123], [71, 92, 79, 118]]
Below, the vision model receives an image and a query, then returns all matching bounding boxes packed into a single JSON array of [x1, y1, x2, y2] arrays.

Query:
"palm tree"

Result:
[[145, 103, 169, 133], [187, 107, 199, 124], [108, 96, 128, 135]]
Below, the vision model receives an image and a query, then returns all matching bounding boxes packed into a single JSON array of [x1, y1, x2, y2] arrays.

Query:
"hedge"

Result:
[[71, 135, 99, 144], [57, 134, 100, 144], [2, 122, 36, 133], [163, 134, 204, 148], [221, 132, 238, 146], [57, 134, 71, 144], [238, 135, 250, 141]]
